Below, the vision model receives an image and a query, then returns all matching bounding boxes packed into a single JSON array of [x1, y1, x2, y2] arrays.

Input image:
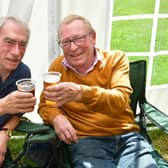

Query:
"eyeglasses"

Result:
[[58, 33, 91, 48]]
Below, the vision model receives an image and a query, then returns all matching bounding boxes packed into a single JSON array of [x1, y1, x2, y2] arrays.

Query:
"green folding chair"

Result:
[[6, 60, 168, 168], [129, 60, 168, 167]]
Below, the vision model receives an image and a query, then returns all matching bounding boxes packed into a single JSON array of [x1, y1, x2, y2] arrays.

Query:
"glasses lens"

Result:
[[58, 33, 90, 48]]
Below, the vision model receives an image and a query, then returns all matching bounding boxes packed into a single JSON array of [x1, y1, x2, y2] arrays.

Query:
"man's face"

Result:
[[58, 20, 96, 73], [0, 21, 28, 73]]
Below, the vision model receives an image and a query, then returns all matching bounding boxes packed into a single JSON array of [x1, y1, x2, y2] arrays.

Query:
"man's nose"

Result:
[[69, 41, 78, 50], [11, 44, 20, 55]]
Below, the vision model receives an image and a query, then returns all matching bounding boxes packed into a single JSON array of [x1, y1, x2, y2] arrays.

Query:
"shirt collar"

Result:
[[62, 48, 102, 75]]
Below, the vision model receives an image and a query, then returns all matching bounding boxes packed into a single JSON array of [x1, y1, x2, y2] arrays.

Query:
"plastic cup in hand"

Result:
[[16, 78, 36, 96], [43, 71, 62, 105]]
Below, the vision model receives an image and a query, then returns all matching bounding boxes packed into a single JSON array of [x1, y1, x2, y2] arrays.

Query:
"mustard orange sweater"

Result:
[[38, 49, 139, 137]]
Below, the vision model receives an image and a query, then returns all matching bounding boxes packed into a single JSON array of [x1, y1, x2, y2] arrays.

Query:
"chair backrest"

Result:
[[129, 60, 147, 116]]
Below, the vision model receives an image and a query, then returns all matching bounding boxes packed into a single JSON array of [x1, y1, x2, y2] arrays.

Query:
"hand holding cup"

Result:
[[43, 72, 62, 105], [12, 78, 37, 113]]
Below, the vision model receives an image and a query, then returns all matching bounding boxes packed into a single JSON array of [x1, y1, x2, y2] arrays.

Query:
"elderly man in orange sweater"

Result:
[[38, 14, 158, 168]]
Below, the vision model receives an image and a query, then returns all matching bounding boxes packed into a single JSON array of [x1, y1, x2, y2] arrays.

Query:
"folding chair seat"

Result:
[[7, 60, 168, 168], [7, 118, 71, 168]]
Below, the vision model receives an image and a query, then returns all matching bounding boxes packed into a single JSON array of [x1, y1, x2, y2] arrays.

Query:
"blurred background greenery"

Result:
[[111, 0, 168, 85]]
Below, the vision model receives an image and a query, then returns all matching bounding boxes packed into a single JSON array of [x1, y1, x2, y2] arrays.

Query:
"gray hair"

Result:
[[57, 14, 95, 39], [0, 16, 30, 42]]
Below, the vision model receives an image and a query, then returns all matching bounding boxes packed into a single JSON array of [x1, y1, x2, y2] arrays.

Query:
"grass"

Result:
[[160, 0, 168, 13], [111, 19, 153, 52], [9, 138, 24, 159], [152, 55, 168, 85], [113, 0, 155, 16], [128, 56, 168, 85], [111, 0, 168, 86], [156, 18, 168, 51], [148, 129, 168, 160]]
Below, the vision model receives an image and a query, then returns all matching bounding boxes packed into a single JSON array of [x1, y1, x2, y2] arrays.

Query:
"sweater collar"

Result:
[[62, 48, 102, 75]]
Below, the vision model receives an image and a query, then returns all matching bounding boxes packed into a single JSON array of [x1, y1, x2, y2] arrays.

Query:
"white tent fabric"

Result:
[[0, 0, 9, 17], [147, 84, 168, 115], [7, 0, 34, 23], [0, 0, 48, 122]]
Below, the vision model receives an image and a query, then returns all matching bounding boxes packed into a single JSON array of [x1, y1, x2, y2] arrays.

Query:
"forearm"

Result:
[[80, 51, 132, 112], [0, 98, 6, 116], [0, 116, 20, 167], [80, 85, 132, 112], [2, 116, 20, 130], [38, 97, 64, 125]]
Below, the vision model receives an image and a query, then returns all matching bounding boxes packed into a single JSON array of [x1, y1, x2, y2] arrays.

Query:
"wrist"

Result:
[[75, 85, 82, 101], [0, 98, 6, 115], [0, 128, 12, 138]]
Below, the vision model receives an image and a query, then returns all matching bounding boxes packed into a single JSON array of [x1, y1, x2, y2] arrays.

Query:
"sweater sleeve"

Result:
[[38, 93, 64, 125], [80, 50, 132, 113]]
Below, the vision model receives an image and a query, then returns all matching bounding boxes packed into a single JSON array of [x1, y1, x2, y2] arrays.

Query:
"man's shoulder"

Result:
[[99, 49, 126, 62], [18, 62, 30, 71], [54, 55, 64, 62], [15, 62, 31, 78], [100, 49, 125, 57], [49, 55, 64, 70]]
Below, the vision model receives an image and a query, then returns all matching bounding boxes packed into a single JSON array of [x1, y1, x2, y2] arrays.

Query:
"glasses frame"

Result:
[[58, 32, 91, 48]]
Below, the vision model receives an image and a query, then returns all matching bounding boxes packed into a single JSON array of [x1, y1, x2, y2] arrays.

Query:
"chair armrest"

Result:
[[25, 129, 57, 143], [16, 119, 52, 134], [141, 102, 168, 134], [15, 119, 57, 143]]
